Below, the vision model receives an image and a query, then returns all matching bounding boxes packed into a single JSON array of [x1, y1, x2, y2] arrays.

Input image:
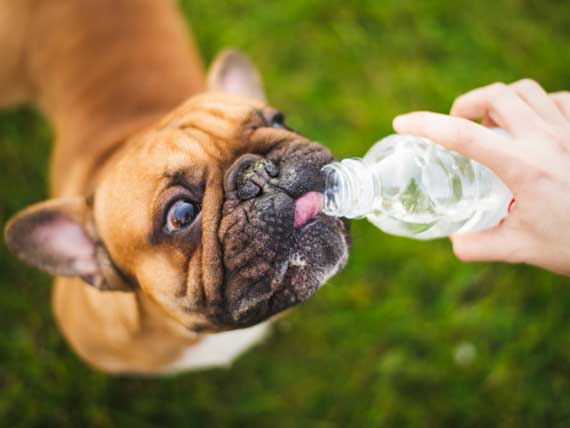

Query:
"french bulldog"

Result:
[[1, 0, 350, 374]]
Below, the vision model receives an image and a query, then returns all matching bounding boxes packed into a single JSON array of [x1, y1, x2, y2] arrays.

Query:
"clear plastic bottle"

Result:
[[322, 133, 513, 240]]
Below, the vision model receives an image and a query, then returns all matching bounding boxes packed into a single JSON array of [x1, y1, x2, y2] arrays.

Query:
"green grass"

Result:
[[1, 0, 570, 426]]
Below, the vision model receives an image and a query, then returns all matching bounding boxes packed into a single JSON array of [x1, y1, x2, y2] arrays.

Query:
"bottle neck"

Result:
[[322, 158, 379, 219]]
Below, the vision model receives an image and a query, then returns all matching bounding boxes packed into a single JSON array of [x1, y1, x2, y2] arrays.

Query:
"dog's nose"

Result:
[[224, 154, 279, 200]]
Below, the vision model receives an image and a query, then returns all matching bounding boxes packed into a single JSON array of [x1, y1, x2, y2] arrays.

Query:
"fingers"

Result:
[[393, 112, 515, 177], [550, 91, 570, 121], [510, 79, 567, 125], [450, 82, 546, 137], [450, 227, 527, 263]]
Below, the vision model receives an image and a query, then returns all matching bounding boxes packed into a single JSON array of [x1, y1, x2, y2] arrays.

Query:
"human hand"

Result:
[[392, 79, 570, 277]]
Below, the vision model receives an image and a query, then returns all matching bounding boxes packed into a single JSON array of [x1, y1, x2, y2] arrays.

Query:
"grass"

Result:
[[1, 0, 570, 426]]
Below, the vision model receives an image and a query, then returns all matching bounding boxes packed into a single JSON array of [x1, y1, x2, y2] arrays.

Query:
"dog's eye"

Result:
[[165, 199, 199, 232], [270, 112, 287, 129]]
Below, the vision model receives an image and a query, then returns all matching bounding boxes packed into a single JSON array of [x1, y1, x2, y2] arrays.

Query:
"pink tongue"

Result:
[[294, 192, 324, 228]]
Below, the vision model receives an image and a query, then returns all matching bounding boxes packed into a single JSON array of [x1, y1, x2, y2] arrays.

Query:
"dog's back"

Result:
[[0, 0, 205, 116], [0, 0, 34, 109], [0, 0, 206, 196]]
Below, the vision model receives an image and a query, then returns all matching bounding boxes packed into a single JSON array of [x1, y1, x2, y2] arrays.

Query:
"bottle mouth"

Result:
[[322, 159, 373, 218], [322, 164, 345, 216]]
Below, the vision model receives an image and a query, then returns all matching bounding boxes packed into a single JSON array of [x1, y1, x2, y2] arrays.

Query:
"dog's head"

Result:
[[4, 51, 350, 331]]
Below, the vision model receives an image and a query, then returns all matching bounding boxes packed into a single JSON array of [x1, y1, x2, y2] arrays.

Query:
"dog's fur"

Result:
[[2, 0, 349, 374]]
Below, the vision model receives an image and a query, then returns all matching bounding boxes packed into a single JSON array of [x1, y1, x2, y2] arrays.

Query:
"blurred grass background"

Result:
[[1, 0, 570, 426]]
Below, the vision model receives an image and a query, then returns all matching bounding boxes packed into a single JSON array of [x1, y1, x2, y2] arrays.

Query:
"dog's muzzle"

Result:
[[218, 142, 350, 327]]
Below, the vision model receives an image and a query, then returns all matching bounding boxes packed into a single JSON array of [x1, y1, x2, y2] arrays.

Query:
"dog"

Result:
[[2, 0, 350, 374]]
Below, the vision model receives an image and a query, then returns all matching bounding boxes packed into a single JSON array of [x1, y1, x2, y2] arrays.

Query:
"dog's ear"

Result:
[[207, 49, 266, 102], [4, 198, 131, 291]]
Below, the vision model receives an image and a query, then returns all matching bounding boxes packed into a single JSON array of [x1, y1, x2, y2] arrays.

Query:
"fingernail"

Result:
[[393, 115, 408, 131], [508, 198, 516, 212]]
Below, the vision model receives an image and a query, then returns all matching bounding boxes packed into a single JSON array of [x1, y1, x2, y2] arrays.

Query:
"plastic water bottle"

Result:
[[322, 133, 513, 240]]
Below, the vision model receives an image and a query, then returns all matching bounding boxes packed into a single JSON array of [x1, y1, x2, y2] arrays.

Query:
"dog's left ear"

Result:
[[4, 198, 131, 291], [207, 49, 266, 102]]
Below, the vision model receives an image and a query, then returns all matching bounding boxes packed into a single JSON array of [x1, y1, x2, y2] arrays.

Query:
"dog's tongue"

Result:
[[294, 192, 324, 228]]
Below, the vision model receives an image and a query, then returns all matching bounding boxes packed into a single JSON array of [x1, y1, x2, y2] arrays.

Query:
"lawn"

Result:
[[1, 0, 569, 426]]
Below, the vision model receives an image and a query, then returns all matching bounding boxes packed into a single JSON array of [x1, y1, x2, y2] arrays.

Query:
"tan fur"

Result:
[[26, 0, 206, 196], [2, 0, 254, 374], [0, 0, 34, 108], [3, 0, 349, 374]]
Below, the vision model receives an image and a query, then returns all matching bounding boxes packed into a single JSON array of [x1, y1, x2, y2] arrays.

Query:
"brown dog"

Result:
[[2, 0, 350, 374]]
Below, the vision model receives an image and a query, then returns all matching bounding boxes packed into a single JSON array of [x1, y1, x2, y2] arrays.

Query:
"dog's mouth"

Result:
[[294, 192, 323, 228], [217, 140, 350, 327]]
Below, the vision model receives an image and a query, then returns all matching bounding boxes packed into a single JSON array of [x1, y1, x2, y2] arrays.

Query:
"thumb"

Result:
[[450, 227, 526, 263]]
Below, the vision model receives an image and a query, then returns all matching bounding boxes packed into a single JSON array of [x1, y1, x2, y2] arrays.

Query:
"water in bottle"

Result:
[[322, 133, 512, 240]]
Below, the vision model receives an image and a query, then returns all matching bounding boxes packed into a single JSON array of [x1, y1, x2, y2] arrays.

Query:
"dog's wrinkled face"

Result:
[[94, 91, 349, 330], [4, 51, 350, 332]]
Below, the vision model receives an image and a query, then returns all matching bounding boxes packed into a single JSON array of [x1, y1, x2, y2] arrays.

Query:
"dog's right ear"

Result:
[[207, 49, 266, 102], [4, 198, 131, 291]]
